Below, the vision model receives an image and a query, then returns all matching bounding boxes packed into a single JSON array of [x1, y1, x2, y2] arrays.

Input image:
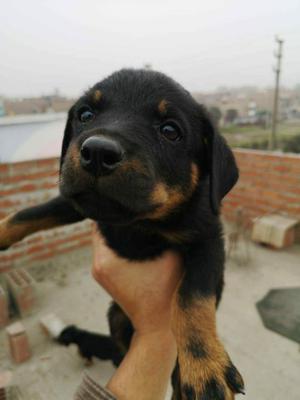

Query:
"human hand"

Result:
[[92, 225, 183, 400], [92, 225, 182, 335]]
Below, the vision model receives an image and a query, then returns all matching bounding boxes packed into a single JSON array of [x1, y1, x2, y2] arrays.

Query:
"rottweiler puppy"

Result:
[[0, 69, 244, 399], [57, 324, 123, 367]]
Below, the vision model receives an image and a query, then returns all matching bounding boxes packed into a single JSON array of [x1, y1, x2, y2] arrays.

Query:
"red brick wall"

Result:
[[1, 150, 299, 271], [0, 158, 92, 273], [223, 149, 300, 224]]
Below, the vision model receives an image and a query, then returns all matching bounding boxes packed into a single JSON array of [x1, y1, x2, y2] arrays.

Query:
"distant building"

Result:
[[3, 95, 75, 116], [192, 85, 300, 123], [0, 97, 5, 117]]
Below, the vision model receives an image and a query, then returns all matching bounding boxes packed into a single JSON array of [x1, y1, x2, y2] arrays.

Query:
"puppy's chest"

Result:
[[97, 223, 174, 260]]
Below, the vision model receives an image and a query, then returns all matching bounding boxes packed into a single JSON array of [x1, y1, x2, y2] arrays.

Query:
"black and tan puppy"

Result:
[[0, 69, 244, 399], [57, 324, 123, 367]]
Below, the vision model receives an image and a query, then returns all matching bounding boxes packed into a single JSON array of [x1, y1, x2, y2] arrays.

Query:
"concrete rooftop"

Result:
[[0, 239, 299, 400]]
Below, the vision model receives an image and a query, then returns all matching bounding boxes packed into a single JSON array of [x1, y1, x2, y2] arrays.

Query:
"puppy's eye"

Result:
[[78, 107, 95, 123], [159, 122, 182, 141]]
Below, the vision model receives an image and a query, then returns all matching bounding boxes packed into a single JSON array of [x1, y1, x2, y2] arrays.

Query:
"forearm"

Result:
[[106, 331, 177, 400]]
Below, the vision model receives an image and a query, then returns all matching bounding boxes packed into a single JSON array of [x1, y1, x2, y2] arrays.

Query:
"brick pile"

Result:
[[5, 269, 36, 317]]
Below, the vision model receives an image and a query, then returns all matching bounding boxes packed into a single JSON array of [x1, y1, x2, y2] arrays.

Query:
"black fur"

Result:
[[107, 302, 134, 356], [11, 197, 83, 226], [201, 378, 225, 400], [186, 336, 207, 359], [182, 383, 196, 400], [224, 361, 246, 395], [57, 325, 121, 366]]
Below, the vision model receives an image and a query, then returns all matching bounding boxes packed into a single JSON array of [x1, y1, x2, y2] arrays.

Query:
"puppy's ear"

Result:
[[60, 106, 75, 171], [200, 107, 239, 215]]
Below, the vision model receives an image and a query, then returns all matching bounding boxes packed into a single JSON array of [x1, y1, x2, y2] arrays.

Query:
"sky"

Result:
[[0, 0, 299, 97]]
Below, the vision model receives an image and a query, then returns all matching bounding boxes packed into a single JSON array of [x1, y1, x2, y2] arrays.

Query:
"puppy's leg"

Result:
[[84, 357, 94, 367], [172, 243, 244, 400], [108, 302, 134, 366], [78, 347, 93, 366], [0, 196, 84, 250]]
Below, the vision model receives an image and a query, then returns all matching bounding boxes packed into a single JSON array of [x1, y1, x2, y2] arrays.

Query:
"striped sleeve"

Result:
[[74, 372, 117, 400]]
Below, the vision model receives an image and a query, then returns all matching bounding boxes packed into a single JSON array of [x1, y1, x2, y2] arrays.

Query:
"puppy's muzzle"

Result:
[[80, 136, 124, 176]]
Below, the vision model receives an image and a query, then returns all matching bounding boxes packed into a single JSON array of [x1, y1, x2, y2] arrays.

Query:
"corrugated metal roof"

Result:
[[0, 113, 66, 163]]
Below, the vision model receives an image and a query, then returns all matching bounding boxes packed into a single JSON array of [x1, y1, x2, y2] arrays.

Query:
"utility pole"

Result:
[[269, 36, 284, 150]]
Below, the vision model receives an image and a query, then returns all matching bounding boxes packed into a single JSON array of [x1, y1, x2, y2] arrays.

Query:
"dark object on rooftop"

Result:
[[256, 287, 300, 344]]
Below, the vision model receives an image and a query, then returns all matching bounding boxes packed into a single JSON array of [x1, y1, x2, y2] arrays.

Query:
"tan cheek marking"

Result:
[[146, 183, 185, 219], [147, 164, 200, 221], [172, 295, 229, 394], [93, 89, 102, 102], [158, 99, 168, 115], [152, 182, 170, 204]]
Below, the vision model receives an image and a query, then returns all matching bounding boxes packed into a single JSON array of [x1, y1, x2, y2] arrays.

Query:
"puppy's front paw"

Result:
[[0, 215, 27, 250], [0, 216, 13, 250], [179, 340, 244, 400]]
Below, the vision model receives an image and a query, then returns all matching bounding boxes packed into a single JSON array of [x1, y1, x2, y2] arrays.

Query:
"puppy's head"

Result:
[[57, 325, 80, 345], [60, 69, 238, 225]]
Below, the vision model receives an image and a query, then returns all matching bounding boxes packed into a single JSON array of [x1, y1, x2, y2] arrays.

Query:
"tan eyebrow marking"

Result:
[[93, 90, 102, 102], [158, 99, 168, 115]]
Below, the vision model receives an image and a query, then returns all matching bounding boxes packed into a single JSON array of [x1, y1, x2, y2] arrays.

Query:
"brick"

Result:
[[0, 199, 20, 209], [1, 170, 58, 184], [0, 370, 13, 399], [26, 244, 45, 255], [6, 321, 31, 363], [0, 285, 9, 328], [5, 269, 37, 317], [252, 215, 299, 248], [10, 160, 37, 174], [55, 240, 91, 256], [0, 263, 12, 274], [0, 266, 12, 274], [40, 313, 66, 338], [39, 181, 57, 190], [222, 149, 300, 226], [28, 250, 56, 262], [18, 183, 37, 193], [26, 235, 44, 245], [2, 149, 299, 265], [36, 158, 59, 168], [0, 163, 10, 179], [0, 250, 27, 262]]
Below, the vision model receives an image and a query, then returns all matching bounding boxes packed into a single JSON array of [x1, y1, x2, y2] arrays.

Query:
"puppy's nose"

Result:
[[80, 136, 124, 175]]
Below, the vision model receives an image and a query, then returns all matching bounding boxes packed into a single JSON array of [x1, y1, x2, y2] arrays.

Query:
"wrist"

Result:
[[131, 329, 177, 362], [106, 329, 177, 400], [131, 312, 174, 337]]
